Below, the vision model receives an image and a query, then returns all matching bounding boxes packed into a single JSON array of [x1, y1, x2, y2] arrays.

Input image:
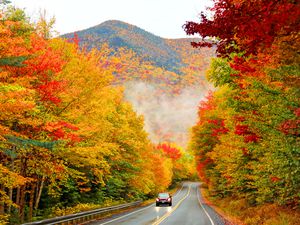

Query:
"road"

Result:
[[90, 182, 226, 225]]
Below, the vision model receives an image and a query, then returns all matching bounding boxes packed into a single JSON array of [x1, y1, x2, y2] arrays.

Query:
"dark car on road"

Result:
[[156, 192, 172, 206]]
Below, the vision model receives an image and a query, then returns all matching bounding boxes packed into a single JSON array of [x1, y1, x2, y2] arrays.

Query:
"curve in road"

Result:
[[91, 182, 225, 225]]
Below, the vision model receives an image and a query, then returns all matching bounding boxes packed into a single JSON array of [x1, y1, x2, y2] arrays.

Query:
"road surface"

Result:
[[89, 182, 226, 225]]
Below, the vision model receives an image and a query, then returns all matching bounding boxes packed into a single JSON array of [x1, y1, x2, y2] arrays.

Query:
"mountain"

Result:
[[61, 20, 215, 147], [61, 20, 211, 72]]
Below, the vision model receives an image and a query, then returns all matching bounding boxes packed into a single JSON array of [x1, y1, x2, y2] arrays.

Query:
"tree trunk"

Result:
[[8, 188, 13, 213], [33, 179, 39, 217], [8, 156, 15, 213], [0, 185, 4, 215], [19, 185, 25, 223], [16, 187, 20, 205], [28, 183, 36, 222], [19, 157, 27, 223], [34, 176, 45, 213]]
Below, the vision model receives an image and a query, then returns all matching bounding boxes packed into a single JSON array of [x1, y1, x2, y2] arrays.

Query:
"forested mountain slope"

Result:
[[62, 20, 211, 73], [62, 20, 215, 146]]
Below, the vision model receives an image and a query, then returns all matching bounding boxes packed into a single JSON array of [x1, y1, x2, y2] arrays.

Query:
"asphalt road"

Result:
[[91, 182, 225, 225]]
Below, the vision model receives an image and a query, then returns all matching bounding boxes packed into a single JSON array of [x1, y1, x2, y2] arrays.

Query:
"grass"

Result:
[[49, 199, 127, 217], [200, 187, 300, 225]]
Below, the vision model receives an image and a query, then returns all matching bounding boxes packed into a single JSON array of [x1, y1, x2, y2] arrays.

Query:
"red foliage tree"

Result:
[[184, 0, 300, 57], [235, 124, 259, 143], [157, 143, 182, 160]]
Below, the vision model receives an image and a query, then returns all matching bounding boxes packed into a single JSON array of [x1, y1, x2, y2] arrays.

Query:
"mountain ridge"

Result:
[[61, 20, 205, 72]]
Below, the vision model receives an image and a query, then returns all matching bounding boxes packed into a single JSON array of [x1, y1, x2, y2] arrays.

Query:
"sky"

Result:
[[11, 0, 212, 38]]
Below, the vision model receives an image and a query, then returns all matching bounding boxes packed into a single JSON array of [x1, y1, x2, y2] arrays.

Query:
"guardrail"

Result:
[[22, 200, 142, 225]]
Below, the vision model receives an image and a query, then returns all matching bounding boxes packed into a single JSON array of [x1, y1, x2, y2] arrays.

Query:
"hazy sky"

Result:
[[11, 0, 212, 38]]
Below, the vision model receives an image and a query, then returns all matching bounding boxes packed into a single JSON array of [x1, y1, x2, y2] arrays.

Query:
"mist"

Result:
[[124, 81, 210, 147]]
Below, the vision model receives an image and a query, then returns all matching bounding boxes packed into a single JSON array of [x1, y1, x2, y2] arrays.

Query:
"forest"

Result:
[[185, 0, 299, 224], [0, 3, 196, 224], [1, 0, 299, 224]]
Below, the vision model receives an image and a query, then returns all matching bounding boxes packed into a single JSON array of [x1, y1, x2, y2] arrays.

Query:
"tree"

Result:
[[185, 0, 300, 207], [36, 9, 56, 39], [184, 0, 300, 57]]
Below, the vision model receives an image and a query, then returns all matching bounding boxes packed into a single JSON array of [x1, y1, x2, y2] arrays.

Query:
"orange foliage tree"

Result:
[[1, 5, 192, 224]]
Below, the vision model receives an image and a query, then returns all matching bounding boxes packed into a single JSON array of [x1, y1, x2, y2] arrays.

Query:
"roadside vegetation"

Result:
[[201, 186, 300, 225], [186, 0, 299, 224], [0, 3, 195, 224]]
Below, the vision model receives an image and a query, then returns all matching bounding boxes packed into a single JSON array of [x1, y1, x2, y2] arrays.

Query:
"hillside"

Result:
[[61, 20, 215, 146], [62, 20, 214, 73], [62, 20, 215, 146]]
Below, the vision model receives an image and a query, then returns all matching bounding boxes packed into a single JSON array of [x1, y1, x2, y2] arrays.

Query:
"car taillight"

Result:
[[156, 198, 159, 201], [167, 198, 171, 201]]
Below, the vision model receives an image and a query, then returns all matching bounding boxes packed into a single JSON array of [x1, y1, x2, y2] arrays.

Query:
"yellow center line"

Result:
[[152, 184, 191, 225]]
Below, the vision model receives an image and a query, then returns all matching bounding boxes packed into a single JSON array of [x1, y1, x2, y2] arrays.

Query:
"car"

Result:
[[156, 192, 172, 206]]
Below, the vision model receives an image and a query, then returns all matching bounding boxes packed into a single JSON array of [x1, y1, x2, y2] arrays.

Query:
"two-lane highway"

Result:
[[154, 183, 214, 225], [90, 182, 224, 225]]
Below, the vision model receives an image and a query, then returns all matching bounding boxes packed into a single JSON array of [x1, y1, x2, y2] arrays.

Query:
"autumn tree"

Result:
[[186, 0, 300, 207], [0, 3, 204, 223]]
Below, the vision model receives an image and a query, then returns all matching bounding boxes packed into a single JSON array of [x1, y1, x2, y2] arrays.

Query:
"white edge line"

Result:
[[100, 184, 185, 225], [197, 184, 215, 225]]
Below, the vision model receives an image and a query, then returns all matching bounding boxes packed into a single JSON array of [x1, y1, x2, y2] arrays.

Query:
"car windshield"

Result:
[[158, 193, 169, 198]]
